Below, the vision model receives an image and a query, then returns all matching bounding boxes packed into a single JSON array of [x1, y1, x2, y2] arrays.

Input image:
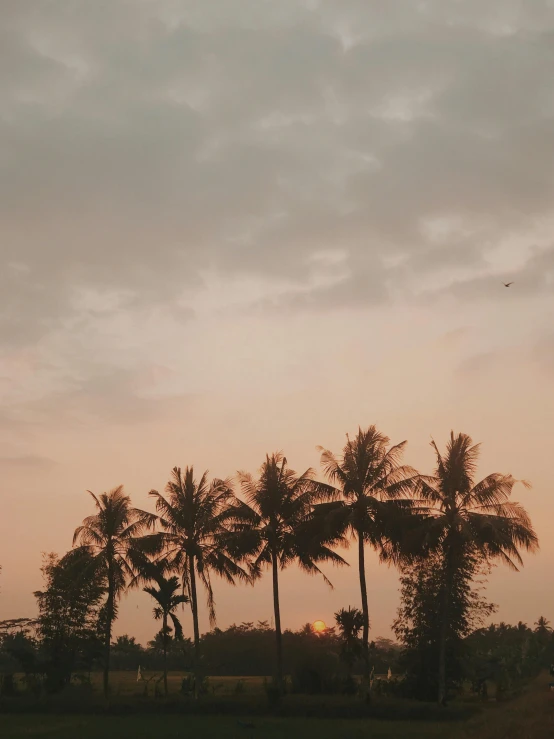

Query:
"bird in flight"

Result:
[[503, 282, 514, 287]]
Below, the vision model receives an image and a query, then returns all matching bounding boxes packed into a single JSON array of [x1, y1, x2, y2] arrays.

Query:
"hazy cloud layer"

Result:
[[2, 0, 554, 348], [0, 454, 57, 470]]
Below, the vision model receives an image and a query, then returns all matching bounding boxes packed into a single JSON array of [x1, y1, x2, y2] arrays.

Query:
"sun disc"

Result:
[[313, 619, 326, 633]]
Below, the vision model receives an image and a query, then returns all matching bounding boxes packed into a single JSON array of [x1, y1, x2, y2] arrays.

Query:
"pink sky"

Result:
[[1, 1, 553, 645], [1, 309, 551, 644]]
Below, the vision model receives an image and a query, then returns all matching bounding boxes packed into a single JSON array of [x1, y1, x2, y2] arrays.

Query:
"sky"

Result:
[[1, 0, 553, 646]]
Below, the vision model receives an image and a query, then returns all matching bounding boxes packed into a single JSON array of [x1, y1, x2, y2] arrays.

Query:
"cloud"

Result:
[[0, 454, 58, 470], [420, 244, 554, 302], [13, 366, 199, 428], [1, 0, 553, 346], [533, 334, 554, 375]]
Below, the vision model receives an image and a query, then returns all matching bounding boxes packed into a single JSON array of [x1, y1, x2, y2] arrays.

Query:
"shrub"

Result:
[[0, 674, 17, 697]]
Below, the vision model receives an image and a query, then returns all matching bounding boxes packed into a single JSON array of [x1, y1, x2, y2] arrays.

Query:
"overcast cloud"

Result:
[[2, 0, 554, 347], [1, 1, 553, 638]]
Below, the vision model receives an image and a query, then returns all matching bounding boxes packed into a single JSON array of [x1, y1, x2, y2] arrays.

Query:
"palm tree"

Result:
[[418, 432, 538, 705], [148, 466, 249, 697], [315, 426, 420, 686], [226, 452, 347, 692], [73, 486, 155, 697], [534, 616, 552, 636], [143, 565, 188, 695], [335, 606, 364, 677]]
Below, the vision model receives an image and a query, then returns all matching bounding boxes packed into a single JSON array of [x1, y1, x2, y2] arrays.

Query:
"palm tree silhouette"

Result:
[[534, 616, 552, 636], [147, 467, 249, 697], [335, 606, 364, 677], [418, 432, 538, 705], [143, 564, 188, 695], [314, 426, 419, 686], [226, 452, 346, 692], [73, 486, 155, 697]]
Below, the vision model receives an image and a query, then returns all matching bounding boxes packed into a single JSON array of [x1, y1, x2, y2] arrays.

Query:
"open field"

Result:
[[0, 714, 452, 739], [453, 673, 554, 739], [1, 674, 553, 738], [93, 670, 268, 696], [89, 670, 394, 695]]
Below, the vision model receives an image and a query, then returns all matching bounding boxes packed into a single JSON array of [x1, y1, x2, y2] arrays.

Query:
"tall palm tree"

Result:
[[73, 486, 155, 697], [418, 432, 538, 705], [148, 466, 249, 697], [226, 452, 347, 692], [315, 426, 420, 686], [143, 565, 188, 695]]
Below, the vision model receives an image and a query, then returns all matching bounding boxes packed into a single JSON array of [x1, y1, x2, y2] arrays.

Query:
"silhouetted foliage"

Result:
[[0, 425, 543, 715], [414, 432, 538, 704], [225, 452, 346, 692], [464, 620, 552, 697], [146, 466, 249, 697], [142, 564, 188, 694], [110, 635, 144, 671], [393, 551, 495, 701], [34, 550, 105, 692], [334, 607, 364, 676], [314, 426, 420, 687], [0, 628, 38, 680], [73, 486, 156, 697]]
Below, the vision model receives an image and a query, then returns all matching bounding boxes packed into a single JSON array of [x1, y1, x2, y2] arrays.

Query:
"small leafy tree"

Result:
[[0, 620, 38, 686], [110, 635, 144, 671], [34, 549, 105, 691], [393, 550, 496, 700], [335, 607, 364, 678], [143, 566, 188, 695]]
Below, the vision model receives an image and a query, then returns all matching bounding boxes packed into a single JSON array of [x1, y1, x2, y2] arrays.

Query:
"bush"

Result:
[[179, 673, 209, 696], [263, 677, 282, 707], [0, 674, 17, 697], [342, 675, 358, 695]]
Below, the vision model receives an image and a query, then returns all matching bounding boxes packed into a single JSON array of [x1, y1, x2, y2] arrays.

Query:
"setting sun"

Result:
[[312, 620, 326, 633]]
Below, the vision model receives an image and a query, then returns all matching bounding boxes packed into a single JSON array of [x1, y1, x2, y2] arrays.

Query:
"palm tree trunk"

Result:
[[103, 570, 114, 699], [358, 530, 371, 703], [189, 557, 201, 699], [438, 557, 454, 707], [271, 550, 283, 692], [358, 531, 370, 679], [163, 613, 168, 696]]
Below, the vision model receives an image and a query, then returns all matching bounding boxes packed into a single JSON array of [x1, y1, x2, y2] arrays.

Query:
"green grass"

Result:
[[94, 670, 267, 696], [452, 672, 554, 739], [2, 672, 477, 721], [2, 672, 552, 738], [0, 714, 452, 738]]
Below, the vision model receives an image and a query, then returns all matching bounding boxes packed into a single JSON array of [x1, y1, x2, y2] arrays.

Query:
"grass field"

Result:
[[97, 670, 268, 696], [91, 670, 390, 696], [1, 673, 552, 738], [0, 714, 452, 738]]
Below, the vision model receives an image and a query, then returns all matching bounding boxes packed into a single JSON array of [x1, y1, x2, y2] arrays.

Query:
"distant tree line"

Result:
[[88, 622, 402, 679], [0, 426, 543, 706]]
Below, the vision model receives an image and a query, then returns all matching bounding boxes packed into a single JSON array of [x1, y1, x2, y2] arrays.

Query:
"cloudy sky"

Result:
[[1, 0, 553, 644]]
